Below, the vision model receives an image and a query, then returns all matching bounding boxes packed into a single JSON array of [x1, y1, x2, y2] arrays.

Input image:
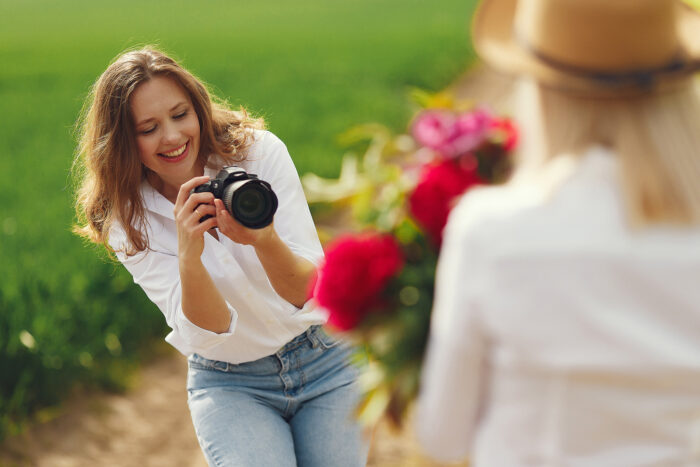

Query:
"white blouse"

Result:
[[416, 146, 700, 466], [109, 130, 327, 364]]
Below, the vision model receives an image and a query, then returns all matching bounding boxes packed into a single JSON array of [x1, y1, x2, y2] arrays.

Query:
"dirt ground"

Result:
[[0, 349, 466, 467]]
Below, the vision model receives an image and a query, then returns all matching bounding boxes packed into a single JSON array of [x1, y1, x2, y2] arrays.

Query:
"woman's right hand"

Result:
[[174, 176, 218, 263]]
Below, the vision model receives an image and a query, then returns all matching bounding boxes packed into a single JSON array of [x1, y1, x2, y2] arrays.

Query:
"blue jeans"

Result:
[[187, 325, 369, 467]]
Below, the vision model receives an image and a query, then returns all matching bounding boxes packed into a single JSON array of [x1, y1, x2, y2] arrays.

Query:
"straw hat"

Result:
[[473, 0, 700, 96]]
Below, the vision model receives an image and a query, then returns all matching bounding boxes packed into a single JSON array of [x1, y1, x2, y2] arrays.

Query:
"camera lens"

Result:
[[235, 187, 266, 219], [222, 180, 277, 228]]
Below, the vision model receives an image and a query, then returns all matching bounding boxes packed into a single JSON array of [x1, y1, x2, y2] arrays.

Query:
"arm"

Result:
[[110, 228, 238, 351], [174, 176, 232, 333], [213, 200, 315, 308], [215, 131, 323, 308], [253, 228, 315, 308], [415, 205, 490, 463], [179, 255, 232, 333]]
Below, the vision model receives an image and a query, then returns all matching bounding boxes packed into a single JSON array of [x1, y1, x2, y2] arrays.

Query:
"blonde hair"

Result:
[[514, 77, 700, 226], [73, 46, 265, 255]]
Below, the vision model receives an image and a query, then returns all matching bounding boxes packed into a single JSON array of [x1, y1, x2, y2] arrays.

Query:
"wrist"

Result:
[[252, 225, 279, 252], [179, 254, 205, 273]]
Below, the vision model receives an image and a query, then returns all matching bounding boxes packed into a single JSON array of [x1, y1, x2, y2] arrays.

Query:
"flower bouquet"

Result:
[[303, 92, 517, 427]]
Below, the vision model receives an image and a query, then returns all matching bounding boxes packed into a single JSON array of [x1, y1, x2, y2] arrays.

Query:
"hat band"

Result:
[[515, 28, 698, 88]]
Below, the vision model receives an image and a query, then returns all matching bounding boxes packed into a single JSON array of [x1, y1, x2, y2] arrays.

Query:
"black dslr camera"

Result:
[[191, 166, 278, 229]]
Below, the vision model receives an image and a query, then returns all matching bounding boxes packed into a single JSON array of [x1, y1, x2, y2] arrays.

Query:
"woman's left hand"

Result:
[[214, 199, 275, 247]]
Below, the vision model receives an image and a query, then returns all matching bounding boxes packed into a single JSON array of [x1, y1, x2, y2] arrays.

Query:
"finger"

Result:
[[185, 207, 218, 231], [183, 192, 216, 213], [190, 204, 217, 223], [174, 176, 211, 211], [192, 215, 218, 234], [214, 199, 227, 217], [214, 199, 237, 229], [182, 205, 215, 230]]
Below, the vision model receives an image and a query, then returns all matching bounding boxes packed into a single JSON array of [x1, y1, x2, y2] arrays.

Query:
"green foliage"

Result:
[[0, 0, 478, 441], [304, 95, 516, 427], [303, 118, 434, 426], [0, 260, 164, 439]]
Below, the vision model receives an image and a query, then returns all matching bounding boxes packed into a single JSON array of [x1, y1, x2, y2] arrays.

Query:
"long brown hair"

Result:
[[73, 46, 264, 255]]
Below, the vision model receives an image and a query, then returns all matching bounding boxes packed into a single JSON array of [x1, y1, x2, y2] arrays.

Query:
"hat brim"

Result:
[[472, 0, 700, 97]]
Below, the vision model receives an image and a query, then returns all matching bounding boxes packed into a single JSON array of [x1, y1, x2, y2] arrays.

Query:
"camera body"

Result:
[[191, 166, 278, 229]]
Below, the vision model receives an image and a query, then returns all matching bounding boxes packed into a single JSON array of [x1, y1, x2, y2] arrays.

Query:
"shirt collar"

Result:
[[140, 159, 224, 220], [140, 179, 174, 220]]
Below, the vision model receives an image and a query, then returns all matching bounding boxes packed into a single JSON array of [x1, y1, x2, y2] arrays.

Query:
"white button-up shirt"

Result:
[[109, 130, 327, 364], [416, 146, 700, 466]]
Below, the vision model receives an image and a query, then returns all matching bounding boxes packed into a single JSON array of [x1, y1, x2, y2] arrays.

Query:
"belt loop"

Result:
[[306, 325, 319, 348]]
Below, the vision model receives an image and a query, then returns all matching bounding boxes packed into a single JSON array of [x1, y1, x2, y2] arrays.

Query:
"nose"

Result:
[[161, 120, 181, 146]]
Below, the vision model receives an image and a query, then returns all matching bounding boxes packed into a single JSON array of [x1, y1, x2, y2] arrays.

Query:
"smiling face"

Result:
[[130, 75, 202, 201]]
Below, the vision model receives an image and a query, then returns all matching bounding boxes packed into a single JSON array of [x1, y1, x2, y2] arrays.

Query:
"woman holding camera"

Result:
[[73, 47, 368, 467]]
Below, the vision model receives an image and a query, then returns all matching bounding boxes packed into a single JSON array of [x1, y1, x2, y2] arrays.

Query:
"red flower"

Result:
[[489, 117, 518, 151], [313, 233, 404, 331], [409, 159, 482, 244]]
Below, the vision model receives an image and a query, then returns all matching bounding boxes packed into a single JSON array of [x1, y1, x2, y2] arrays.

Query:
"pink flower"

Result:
[[314, 233, 404, 331], [409, 159, 482, 244], [412, 111, 454, 154], [412, 109, 493, 159]]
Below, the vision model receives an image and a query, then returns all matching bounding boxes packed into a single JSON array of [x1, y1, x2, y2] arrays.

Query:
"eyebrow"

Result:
[[134, 101, 189, 126]]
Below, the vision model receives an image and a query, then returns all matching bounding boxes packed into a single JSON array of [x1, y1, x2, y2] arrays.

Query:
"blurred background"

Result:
[[4, 0, 700, 465], [0, 0, 478, 461]]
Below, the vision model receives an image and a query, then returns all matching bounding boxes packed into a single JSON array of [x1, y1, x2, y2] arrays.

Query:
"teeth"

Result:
[[161, 143, 187, 158]]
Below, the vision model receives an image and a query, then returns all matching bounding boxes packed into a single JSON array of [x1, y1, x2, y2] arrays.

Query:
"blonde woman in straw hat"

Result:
[[416, 0, 700, 465]]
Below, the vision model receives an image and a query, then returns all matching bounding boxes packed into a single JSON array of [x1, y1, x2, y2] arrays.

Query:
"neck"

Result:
[[146, 162, 205, 204]]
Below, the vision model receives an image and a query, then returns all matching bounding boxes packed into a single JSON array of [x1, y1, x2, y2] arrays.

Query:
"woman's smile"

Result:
[[159, 141, 190, 162]]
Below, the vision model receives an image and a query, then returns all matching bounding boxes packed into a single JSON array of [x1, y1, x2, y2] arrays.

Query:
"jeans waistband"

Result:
[[189, 325, 326, 370], [275, 325, 324, 356]]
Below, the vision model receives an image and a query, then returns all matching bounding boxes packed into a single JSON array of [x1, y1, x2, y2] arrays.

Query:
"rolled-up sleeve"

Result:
[[415, 201, 490, 463], [110, 228, 238, 352]]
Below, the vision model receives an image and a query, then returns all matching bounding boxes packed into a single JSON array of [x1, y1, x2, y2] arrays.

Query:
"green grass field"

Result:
[[0, 0, 477, 437]]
